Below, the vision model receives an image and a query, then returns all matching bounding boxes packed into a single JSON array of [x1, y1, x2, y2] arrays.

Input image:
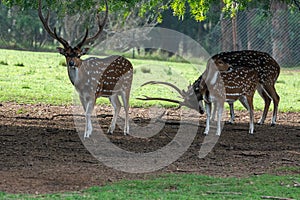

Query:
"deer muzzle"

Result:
[[69, 60, 75, 67]]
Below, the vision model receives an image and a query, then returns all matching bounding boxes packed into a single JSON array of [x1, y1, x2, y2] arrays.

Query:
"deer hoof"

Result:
[[271, 123, 276, 127], [257, 119, 265, 125], [84, 127, 92, 138], [84, 133, 90, 139]]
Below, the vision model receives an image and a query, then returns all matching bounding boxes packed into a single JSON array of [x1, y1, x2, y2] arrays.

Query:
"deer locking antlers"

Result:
[[139, 50, 280, 136]]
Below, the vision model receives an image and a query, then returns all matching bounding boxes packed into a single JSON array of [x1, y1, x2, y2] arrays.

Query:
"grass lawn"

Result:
[[0, 49, 299, 112], [1, 174, 299, 199]]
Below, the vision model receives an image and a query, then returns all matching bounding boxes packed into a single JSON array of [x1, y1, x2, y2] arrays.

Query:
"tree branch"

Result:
[[294, 0, 300, 11]]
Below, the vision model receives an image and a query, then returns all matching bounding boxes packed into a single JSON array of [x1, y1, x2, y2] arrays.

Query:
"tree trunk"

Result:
[[220, 1, 232, 51], [231, 2, 238, 51], [232, 15, 238, 51], [246, 9, 256, 50], [270, 0, 291, 66]]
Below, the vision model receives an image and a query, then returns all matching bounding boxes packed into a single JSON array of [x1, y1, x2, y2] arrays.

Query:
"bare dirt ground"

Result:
[[0, 103, 299, 194]]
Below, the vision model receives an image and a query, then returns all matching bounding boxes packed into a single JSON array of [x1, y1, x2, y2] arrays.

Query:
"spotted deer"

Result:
[[138, 50, 280, 135], [211, 50, 280, 126], [38, 0, 133, 138], [139, 62, 259, 135], [199, 59, 259, 135]]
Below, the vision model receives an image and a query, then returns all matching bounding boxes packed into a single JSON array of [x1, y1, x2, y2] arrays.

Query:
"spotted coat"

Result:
[[70, 55, 133, 99], [211, 50, 280, 86]]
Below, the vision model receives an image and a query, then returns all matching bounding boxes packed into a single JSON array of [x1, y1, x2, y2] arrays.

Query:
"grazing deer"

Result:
[[211, 50, 280, 126], [200, 59, 259, 135], [138, 50, 280, 135], [38, 0, 133, 138], [139, 62, 259, 135]]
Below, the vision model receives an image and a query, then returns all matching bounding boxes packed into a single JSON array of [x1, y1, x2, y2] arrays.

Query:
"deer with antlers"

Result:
[[139, 50, 280, 135], [38, 0, 133, 138], [211, 50, 280, 126]]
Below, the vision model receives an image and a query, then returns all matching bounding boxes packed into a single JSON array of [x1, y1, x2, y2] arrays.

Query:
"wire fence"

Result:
[[206, 9, 300, 66], [0, 4, 299, 67]]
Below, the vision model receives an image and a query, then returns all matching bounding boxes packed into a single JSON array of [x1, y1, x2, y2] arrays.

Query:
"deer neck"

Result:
[[67, 66, 79, 86]]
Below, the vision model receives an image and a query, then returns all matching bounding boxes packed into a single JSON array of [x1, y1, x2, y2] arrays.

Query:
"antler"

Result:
[[141, 81, 186, 97], [136, 96, 182, 110], [38, 0, 69, 48], [136, 95, 182, 105], [76, 0, 109, 48], [138, 81, 205, 113], [138, 81, 187, 108]]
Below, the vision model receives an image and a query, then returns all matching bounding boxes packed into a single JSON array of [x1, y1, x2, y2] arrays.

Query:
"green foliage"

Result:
[[2, 0, 97, 12], [2, 0, 162, 21], [221, 0, 251, 17], [2, 0, 297, 23], [170, 0, 186, 20], [1, 174, 299, 199], [188, 0, 211, 21]]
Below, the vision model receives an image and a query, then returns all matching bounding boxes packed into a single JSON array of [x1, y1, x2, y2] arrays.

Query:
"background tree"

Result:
[[271, 0, 291, 65], [0, 0, 299, 66]]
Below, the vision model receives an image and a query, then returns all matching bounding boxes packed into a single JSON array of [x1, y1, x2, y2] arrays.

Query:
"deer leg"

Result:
[[247, 95, 255, 134], [204, 101, 212, 135], [261, 84, 280, 126], [82, 98, 95, 138], [228, 99, 253, 124], [238, 96, 251, 111], [120, 90, 130, 135], [85, 102, 94, 138], [211, 103, 216, 122], [79, 95, 95, 138], [256, 85, 271, 125], [216, 101, 223, 136], [241, 95, 254, 134], [228, 102, 235, 124], [79, 95, 87, 112], [108, 94, 121, 134]]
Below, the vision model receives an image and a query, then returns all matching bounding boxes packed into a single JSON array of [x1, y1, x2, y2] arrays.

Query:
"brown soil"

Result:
[[0, 103, 299, 194]]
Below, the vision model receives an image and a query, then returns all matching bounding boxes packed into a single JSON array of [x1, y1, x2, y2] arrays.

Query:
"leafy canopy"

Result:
[[1, 0, 297, 22]]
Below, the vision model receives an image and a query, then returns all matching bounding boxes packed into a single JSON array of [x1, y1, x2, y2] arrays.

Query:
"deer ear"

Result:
[[57, 47, 66, 56], [80, 48, 90, 56]]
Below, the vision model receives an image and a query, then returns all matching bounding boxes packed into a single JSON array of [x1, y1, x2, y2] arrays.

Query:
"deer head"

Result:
[[137, 58, 233, 114], [138, 80, 206, 114], [38, 0, 108, 68]]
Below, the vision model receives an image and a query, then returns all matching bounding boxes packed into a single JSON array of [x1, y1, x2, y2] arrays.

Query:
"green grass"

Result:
[[0, 49, 71, 105], [1, 174, 299, 199], [231, 69, 300, 112], [0, 49, 299, 111]]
